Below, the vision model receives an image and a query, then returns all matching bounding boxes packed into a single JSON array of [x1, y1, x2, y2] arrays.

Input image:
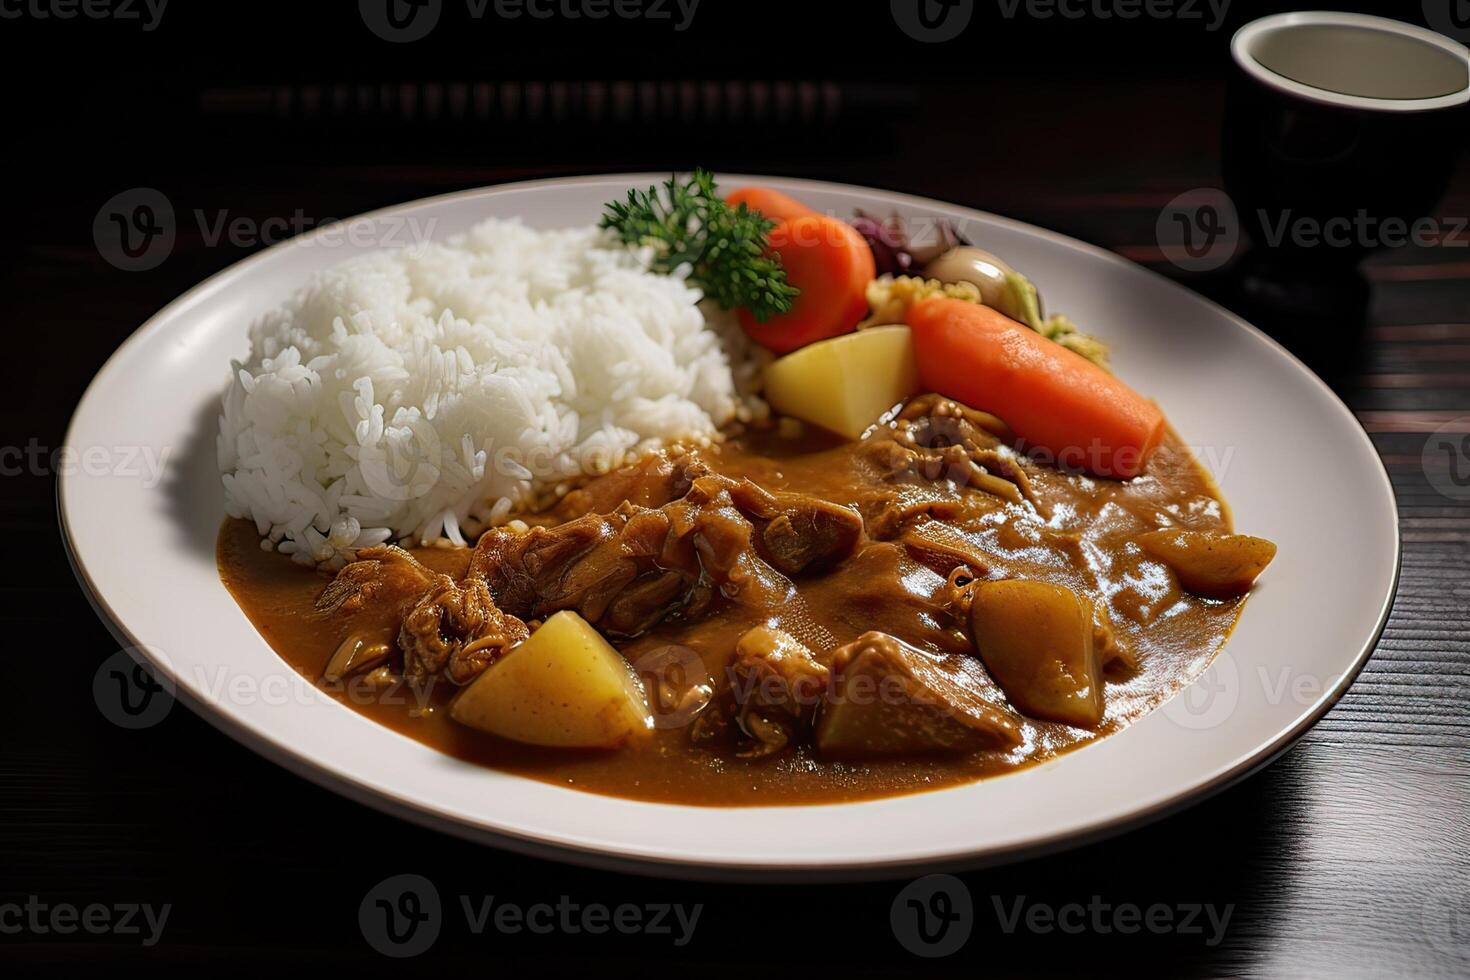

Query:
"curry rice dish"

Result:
[[218, 176, 1276, 805]]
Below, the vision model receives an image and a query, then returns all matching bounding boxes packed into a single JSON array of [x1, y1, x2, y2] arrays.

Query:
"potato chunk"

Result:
[[970, 580, 1105, 728], [815, 631, 1022, 756], [763, 326, 920, 440], [1136, 530, 1277, 600], [449, 611, 652, 748]]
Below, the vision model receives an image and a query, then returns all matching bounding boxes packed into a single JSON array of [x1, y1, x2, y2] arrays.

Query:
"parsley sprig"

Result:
[[600, 170, 799, 322]]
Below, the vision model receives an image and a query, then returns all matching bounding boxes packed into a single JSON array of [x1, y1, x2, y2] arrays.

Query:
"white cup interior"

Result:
[[1233, 12, 1470, 111]]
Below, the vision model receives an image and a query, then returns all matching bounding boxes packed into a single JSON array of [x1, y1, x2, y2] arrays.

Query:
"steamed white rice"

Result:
[[217, 218, 754, 567]]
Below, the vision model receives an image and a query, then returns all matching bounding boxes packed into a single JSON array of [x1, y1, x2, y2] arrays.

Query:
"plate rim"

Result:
[[59, 171, 1402, 881]]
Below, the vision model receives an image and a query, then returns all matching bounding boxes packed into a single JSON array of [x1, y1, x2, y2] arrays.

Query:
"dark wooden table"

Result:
[[3, 73, 1468, 978]]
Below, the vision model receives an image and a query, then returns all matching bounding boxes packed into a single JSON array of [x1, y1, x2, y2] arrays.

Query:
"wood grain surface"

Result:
[[2, 72, 1467, 978]]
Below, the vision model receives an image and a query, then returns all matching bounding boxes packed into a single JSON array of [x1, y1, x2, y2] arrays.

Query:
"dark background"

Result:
[[3, 0, 1469, 976]]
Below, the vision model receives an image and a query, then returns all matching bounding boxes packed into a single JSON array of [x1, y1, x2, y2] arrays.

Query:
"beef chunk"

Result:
[[466, 472, 845, 636], [400, 574, 530, 687], [726, 479, 863, 576], [472, 510, 659, 624], [856, 393, 1036, 535], [815, 632, 1023, 756], [602, 569, 694, 637], [317, 545, 435, 625], [317, 546, 438, 681], [469, 506, 701, 632], [319, 464, 866, 689], [728, 626, 831, 757], [550, 449, 710, 521], [318, 545, 528, 688]]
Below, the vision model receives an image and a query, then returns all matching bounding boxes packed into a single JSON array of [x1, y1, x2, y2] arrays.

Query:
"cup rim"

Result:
[[1232, 11, 1470, 112]]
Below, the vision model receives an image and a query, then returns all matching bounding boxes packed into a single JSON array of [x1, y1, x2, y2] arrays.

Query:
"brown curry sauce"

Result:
[[219, 408, 1246, 806]]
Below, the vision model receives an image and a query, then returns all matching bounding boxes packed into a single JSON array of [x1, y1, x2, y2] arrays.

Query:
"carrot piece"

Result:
[[739, 215, 877, 355], [724, 186, 821, 226], [904, 297, 1165, 479]]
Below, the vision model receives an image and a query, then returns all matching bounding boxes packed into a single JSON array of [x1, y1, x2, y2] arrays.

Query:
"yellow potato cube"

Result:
[[449, 611, 653, 748], [763, 326, 921, 440]]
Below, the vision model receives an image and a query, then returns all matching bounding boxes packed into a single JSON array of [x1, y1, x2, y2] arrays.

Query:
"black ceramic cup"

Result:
[[1224, 12, 1470, 272]]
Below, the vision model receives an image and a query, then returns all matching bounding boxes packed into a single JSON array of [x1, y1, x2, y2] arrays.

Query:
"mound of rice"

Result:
[[217, 219, 755, 567]]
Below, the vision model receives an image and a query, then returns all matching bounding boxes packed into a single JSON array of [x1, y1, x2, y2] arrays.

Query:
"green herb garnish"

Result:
[[600, 169, 799, 322]]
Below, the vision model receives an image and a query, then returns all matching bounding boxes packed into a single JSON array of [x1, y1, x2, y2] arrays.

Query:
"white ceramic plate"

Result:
[[61, 175, 1399, 880]]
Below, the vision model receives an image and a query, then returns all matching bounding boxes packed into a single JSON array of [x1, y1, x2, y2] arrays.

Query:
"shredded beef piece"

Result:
[[468, 473, 862, 636], [399, 574, 530, 687], [855, 394, 1037, 540], [320, 458, 866, 685]]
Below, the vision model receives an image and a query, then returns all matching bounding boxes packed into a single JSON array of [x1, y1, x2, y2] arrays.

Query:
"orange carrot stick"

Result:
[[739, 215, 877, 355], [724, 186, 821, 226], [905, 297, 1165, 479]]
